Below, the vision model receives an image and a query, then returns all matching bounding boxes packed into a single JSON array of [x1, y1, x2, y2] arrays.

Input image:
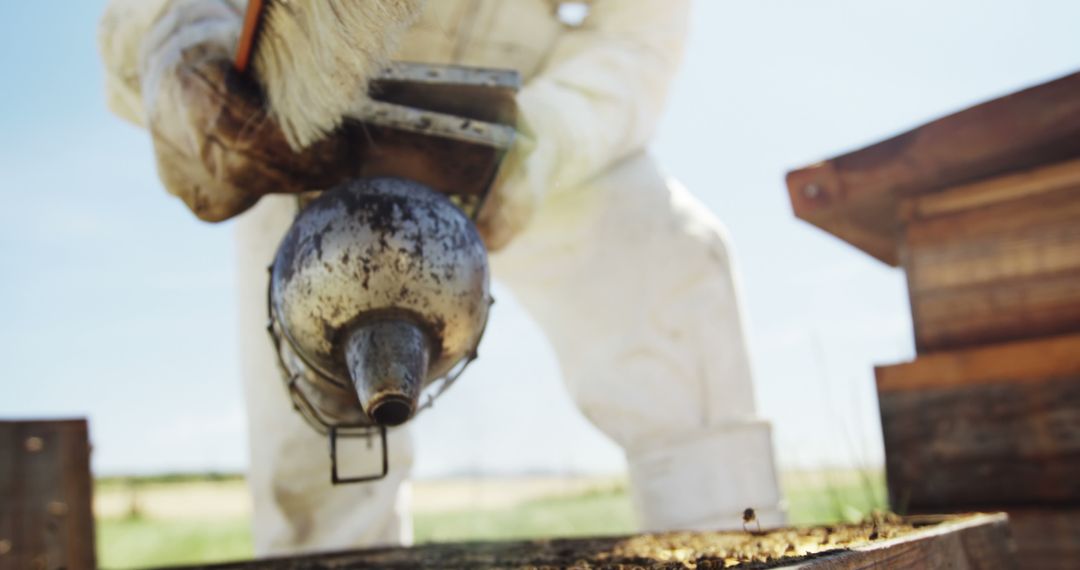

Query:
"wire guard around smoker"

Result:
[[265, 266, 487, 484]]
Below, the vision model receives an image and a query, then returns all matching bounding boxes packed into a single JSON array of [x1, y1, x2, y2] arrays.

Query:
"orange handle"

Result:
[[235, 0, 267, 73]]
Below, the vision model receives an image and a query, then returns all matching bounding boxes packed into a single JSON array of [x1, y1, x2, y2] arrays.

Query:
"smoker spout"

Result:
[[344, 320, 431, 426]]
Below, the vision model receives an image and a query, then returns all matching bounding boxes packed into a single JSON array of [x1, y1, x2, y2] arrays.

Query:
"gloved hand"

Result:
[[113, 0, 549, 252], [137, 0, 357, 221], [475, 125, 541, 252]]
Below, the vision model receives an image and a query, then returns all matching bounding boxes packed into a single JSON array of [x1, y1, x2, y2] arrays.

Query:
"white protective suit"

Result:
[[100, 0, 785, 555]]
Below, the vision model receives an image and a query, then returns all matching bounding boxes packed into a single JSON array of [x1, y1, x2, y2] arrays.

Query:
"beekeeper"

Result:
[[99, 0, 785, 555]]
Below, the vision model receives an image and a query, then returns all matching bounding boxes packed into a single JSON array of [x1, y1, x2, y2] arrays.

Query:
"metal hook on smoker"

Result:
[[329, 425, 389, 485]]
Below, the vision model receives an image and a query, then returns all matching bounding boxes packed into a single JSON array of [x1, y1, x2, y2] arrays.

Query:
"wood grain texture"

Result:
[[370, 62, 520, 126], [1005, 508, 1080, 570], [786, 70, 1080, 266], [785, 514, 1014, 570], [0, 419, 96, 570], [902, 508, 1079, 570], [877, 353, 1080, 508], [876, 333, 1080, 392], [167, 515, 1013, 570], [901, 157, 1080, 220], [901, 183, 1080, 352]]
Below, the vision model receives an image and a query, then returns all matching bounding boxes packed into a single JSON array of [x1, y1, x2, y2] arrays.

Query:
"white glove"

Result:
[[475, 122, 544, 252], [138, 0, 254, 221], [103, 0, 423, 222], [136, 0, 353, 221]]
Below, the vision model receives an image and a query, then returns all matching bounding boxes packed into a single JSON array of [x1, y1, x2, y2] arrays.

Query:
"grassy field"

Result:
[[94, 470, 886, 569]]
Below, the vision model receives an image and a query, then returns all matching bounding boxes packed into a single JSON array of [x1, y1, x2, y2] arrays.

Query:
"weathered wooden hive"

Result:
[[0, 421, 1014, 569], [173, 513, 1012, 569], [0, 420, 96, 570], [787, 70, 1080, 568]]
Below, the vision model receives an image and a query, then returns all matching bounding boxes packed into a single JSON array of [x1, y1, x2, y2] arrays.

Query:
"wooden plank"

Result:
[[900, 181, 1080, 351], [901, 157, 1080, 220], [906, 217, 1080, 291], [345, 101, 516, 217], [168, 514, 1013, 569], [902, 183, 1080, 263], [878, 361, 1080, 509], [908, 271, 1080, 352], [786, 70, 1080, 266], [903, 507, 1080, 570], [0, 419, 96, 570], [875, 333, 1080, 392], [370, 62, 520, 126], [784, 514, 1013, 570], [1005, 508, 1080, 570]]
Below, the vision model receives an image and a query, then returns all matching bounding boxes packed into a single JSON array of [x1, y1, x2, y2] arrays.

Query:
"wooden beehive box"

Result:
[[786, 70, 1080, 568], [0, 419, 96, 570], [170, 514, 1012, 569], [899, 159, 1080, 352]]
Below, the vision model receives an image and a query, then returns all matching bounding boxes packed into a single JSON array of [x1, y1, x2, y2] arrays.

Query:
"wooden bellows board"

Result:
[[230, 0, 521, 217], [341, 62, 519, 219], [786, 70, 1080, 568]]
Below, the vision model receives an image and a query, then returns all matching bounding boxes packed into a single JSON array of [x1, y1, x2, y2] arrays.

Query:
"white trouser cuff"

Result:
[[626, 420, 785, 532]]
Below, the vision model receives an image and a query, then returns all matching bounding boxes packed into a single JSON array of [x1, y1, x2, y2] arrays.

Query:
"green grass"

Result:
[[95, 473, 244, 488], [415, 486, 637, 543], [94, 471, 886, 569], [97, 517, 252, 569], [782, 469, 888, 526]]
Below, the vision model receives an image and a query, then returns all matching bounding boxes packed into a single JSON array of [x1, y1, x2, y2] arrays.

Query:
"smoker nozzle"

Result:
[[344, 320, 431, 427]]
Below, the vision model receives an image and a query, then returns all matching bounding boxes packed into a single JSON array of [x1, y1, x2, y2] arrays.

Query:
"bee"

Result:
[[742, 507, 761, 532]]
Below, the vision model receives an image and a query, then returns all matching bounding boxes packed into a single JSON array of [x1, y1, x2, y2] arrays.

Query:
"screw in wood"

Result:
[[47, 501, 69, 517], [803, 184, 822, 199], [0, 539, 11, 555], [24, 436, 44, 453]]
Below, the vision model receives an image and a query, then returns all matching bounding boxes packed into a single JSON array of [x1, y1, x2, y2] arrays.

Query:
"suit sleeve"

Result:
[[508, 0, 691, 204]]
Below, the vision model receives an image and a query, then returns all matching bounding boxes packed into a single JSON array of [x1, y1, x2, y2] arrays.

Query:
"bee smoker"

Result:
[[264, 62, 519, 484], [230, 3, 518, 484], [268, 177, 491, 483]]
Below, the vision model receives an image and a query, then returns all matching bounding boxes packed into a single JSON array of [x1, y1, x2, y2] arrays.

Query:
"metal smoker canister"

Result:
[[267, 177, 491, 483]]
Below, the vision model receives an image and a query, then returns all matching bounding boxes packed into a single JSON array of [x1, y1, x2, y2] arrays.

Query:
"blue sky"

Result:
[[2, 1, 1079, 478]]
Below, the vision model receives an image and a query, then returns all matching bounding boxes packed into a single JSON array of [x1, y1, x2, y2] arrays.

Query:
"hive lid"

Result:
[[786, 70, 1080, 266]]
